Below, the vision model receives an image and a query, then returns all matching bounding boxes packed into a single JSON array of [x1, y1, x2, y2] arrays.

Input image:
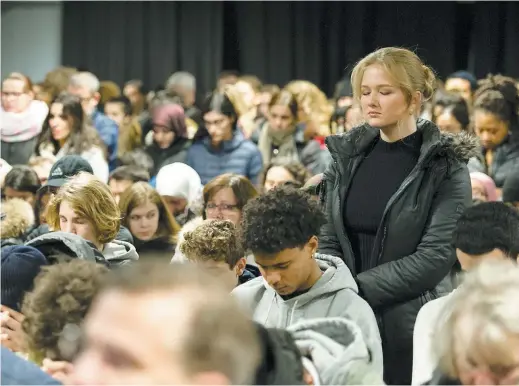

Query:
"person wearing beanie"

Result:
[[155, 162, 202, 226], [502, 165, 519, 209], [445, 70, 478, 106], [1, 246, 48, 353], [1, 245, 49, 313], [1, 199, 36, 247], [470, 172, 498, 202]]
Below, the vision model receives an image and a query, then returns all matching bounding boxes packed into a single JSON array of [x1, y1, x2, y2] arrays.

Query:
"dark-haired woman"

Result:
[[145, 102, 191, 176], [186, 90, 263, 185], [468, 74, 519, 189], [432, 92, 470, 134], [318, 47, 474, 384], [2, 165, 41, 206], [33, 93, 108, 182], [255, 90, 330, 175]]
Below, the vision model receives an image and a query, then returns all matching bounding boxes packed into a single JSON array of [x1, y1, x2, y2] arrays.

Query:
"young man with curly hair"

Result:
[[180, 219, 259, 291], [232, 186, 383, 375], [21, 259, 109, 365]]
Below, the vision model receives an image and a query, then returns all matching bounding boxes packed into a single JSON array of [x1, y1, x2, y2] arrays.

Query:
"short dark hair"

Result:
[[106, 95, 132, 116], [117, 149, 154, 177], [452, 202, 519, 259], [3, 165, 41, 194], [240, 186, 326, 255], [109, 166, 150, 184], [433, 92, 470, 131]]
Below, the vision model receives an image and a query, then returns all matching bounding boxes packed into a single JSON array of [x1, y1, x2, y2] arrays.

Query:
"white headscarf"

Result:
[[156, 163, 203, 208]]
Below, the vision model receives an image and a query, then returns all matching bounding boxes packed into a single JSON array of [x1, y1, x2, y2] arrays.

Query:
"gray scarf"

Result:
[[258, 123, 299, 166]]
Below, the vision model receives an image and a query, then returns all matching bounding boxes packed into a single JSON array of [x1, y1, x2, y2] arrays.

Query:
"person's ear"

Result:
[[234, 257, 247, 276], [92, 92, 101, 105], [409, 91, 422, 116], [306, 236, 318, 258]]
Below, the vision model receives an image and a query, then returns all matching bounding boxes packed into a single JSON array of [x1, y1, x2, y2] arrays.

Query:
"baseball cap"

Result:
[[43, 156, 93, 188]]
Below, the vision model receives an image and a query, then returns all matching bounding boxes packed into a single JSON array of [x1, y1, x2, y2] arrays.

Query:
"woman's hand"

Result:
[[0, 304, 26, 352]]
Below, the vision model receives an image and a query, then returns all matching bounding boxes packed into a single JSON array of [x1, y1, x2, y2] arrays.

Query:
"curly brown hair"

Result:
[[180, 220, 243, 268], [21, 260, 108, 364]]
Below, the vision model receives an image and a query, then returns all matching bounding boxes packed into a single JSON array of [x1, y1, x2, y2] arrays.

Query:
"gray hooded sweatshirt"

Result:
[[232, 254, 382, 372], [288, 317, 384, 384], [102, 240, 139, 267]]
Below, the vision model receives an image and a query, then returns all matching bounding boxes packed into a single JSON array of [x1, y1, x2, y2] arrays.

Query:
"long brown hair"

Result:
[[36, 93, 104, 157], [119, 182, 180, 242]]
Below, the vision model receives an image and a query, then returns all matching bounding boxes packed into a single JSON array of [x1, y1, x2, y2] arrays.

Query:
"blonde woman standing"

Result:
[[318, 47, 476, 384]]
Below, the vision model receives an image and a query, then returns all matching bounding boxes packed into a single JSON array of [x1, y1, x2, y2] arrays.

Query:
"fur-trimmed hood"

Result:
[[0, 199, 35, 241], [325, 119, 480, 165], [287, 317, 384, 385]]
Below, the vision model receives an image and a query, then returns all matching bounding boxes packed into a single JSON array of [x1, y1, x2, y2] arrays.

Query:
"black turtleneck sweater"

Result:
[[344, 130, 422, 273]]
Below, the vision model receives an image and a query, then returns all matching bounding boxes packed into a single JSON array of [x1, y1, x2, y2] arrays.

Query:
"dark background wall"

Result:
[[61, 1, 519, 97]]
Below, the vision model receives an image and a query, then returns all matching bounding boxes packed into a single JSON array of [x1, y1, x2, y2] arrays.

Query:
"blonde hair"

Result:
[[434, 260, 519, 379], [285, 80, 333, 135], [119, 182, 180, 242], [46, 172, 120, 244], [351, 47, 436, 107]]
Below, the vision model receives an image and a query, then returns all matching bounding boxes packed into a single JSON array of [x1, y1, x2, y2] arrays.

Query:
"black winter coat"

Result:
[[145, 137, 191, 177], [318, 119, 477, 384], [467, 134, 519, 188]]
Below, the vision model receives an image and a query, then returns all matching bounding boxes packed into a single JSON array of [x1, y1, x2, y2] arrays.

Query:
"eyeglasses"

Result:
[[205, 203, 239, 213]]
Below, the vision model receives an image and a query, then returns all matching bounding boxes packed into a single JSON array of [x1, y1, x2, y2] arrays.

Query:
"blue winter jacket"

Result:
[[187, 130, 263, 185]]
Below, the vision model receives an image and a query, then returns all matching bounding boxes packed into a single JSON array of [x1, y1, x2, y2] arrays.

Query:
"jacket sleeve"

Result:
[[356, 165, 471, 309], [248, 148, 264, 186], [317, 160, 344, 259]]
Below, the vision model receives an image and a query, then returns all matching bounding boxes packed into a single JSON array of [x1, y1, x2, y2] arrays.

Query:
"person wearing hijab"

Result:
[[145, 103, 192, 176], [155, 163, 203, 226], [470, 172, 499, 203]]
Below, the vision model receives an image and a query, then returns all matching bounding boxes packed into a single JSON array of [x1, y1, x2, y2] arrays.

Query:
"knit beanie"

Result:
[[447, 70, 478, 91], [1, 246, 48, 312]]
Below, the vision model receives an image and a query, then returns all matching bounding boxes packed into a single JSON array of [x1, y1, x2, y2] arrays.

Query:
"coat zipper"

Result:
[[335, 157, 362, 275]]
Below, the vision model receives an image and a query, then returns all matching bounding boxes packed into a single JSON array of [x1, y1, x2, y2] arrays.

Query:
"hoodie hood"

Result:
[[103, 240, 139, 267], [253, 323, 306, 385], [26, 231, 107, 266], [326, 118, 479, 166], [232, 254, 360, 326], [287, 317, 384, 385], [232, 253, 383, 375], [261, 254, 358, 309]]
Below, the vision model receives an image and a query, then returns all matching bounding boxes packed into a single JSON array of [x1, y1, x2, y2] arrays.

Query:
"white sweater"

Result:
[[412, 290, 456, 385]]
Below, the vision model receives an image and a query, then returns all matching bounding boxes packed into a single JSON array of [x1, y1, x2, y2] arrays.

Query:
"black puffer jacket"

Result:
[[467, 134, 519, 188], [318, 119, 477, 384]]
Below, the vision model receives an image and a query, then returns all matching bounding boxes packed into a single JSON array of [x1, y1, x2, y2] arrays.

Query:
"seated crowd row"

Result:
[[1, 46, 519, 386]]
